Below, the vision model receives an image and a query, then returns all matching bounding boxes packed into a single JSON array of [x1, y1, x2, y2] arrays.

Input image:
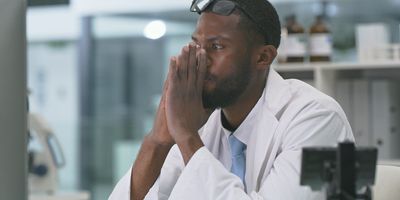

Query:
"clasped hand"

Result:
[[164, 42, 212, 144]]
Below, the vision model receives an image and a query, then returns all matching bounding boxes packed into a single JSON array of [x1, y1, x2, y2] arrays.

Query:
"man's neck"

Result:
[[221, 76, 266, 131]]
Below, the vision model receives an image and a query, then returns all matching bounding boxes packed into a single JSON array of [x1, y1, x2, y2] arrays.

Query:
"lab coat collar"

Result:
[[245, 67, 293, 192], [220, 87, 266, 146], [263, 66, 292, 118], [201, 66, 293, 193]]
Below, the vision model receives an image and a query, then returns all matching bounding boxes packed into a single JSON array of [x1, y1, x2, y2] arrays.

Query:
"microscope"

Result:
[[28, 113, 65, 194]]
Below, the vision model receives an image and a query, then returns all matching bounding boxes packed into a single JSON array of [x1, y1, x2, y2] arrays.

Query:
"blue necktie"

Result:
[[229, 134, 247, 188]]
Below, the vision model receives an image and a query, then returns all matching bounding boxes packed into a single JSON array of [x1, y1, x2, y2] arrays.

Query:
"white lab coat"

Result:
[[109, 68, 354, 200]]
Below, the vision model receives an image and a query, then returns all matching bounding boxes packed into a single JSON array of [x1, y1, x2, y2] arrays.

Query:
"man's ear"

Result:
[[255, 45, 277, 70]]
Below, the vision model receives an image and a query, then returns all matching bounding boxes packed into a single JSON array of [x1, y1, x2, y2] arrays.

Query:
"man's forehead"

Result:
[[191, 32, 232, 42], [192, 12, 242, 40], [197, 11, 241, 29]]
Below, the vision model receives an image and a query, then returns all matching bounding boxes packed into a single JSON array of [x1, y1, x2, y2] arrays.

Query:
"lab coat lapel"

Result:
[[246, 68, 293, 192], [246, 108, 278, 192]]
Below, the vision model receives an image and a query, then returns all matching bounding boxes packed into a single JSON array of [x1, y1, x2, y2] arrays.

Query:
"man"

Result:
[[109, 0, 354, 199]]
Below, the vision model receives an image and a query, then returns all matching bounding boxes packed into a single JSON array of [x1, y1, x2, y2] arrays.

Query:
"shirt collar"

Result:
[[220, 86, 266, 146]]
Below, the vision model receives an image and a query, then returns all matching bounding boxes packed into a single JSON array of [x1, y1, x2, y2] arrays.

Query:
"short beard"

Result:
[[202, 62, 252, 109]]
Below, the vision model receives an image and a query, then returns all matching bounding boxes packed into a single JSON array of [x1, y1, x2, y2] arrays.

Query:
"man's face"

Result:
[[191, 12, 255, 109]]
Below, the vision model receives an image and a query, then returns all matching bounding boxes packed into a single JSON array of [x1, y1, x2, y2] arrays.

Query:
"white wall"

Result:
[[71, 0, 187, 16], [27, 6, 80, 42], [0, 0, 27, 199]]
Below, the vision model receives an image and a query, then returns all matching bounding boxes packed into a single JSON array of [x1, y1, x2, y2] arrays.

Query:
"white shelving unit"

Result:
[[273, 61, 400, 97], [275, 61, 400, 160]]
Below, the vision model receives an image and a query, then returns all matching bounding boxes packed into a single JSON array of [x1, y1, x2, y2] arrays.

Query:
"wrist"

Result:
[[145, 133, 174, 149], [174, 133, 204, 164]]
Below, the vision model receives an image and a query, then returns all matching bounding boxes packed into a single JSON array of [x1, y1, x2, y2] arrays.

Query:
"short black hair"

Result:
[[236, 9, 268, 47], [234, 0, 281, 48]]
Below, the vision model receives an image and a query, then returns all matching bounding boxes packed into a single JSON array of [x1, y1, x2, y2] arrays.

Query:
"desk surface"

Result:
[[29, 191, 90, 200]]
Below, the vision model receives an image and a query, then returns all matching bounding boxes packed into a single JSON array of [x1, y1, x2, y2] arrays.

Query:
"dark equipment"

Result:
[[301, 141, 378, 200]]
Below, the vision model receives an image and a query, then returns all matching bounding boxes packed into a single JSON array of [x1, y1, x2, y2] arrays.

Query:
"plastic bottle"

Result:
[[277, 26, 288, 63], [309, 15, 332, 62]]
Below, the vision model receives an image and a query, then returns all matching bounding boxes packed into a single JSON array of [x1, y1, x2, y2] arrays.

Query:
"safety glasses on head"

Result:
[[190, 0, 268, 43], [190, 0, 236, 16]]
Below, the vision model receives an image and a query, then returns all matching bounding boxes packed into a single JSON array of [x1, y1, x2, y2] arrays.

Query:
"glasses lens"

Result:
[[190, 0, 213, 12], [212, 0, 235, 16]]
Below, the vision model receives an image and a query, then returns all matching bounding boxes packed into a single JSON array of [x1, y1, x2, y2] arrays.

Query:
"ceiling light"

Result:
[[143, 20, 166, 40]]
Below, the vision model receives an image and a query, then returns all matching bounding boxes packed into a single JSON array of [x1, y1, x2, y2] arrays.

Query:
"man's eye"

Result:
[[211, 43, 223, 50]]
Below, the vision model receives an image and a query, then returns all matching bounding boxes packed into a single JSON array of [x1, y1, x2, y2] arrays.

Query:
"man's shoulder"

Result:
[[286, 79, 342, 112], [271, 78, 348, 124], [273, 79, 354, 147]]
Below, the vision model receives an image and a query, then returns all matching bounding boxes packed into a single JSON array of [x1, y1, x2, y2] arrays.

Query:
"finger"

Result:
[[159, 82, 166, 109], [168, 56, 179, 89], [161, 57, 174, 102], [174, 54, 180, 77], [155, 61, 171, 116], [179, 45, 189, 80], [158, 57, 176, 117], [162, 60, 172, 94], [187, 43, 198, 85], [196, 49, 207, 90]]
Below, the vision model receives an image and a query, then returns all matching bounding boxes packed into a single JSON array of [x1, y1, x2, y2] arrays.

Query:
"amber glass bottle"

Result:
[[309, 15, 332, 62], [285, 15, 306, 63]]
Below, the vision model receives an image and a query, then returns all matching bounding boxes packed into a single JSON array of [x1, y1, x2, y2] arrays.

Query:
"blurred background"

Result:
[[23, 0, 400, 199]]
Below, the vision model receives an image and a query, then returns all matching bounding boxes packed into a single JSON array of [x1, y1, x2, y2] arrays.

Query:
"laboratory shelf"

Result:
[[273, 60, 400, 98], [320, 61, 400, 70], [273, 63, 315, 72], [273, 61, 400, 72]]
